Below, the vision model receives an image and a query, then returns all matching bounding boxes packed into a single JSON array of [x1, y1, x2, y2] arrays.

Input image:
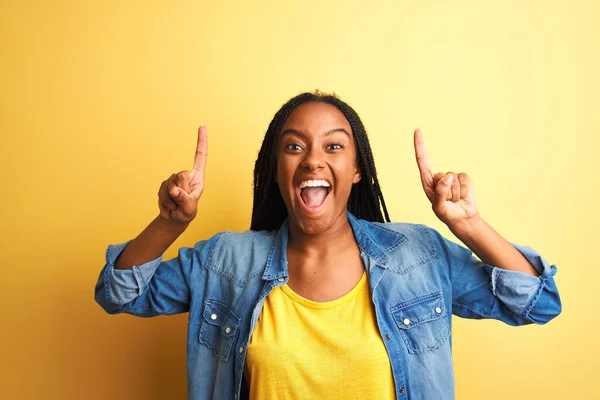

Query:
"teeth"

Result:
[[299, 179, 331, 189]]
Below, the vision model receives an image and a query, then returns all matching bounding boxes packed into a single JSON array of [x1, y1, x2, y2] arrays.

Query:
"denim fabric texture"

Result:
[[95, 212, 561, 400]]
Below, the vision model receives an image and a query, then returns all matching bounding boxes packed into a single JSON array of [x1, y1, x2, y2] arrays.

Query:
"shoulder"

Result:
[[374, 220, 432, 235], [212, 228, 275, 245], [199, 229, 275, 282], [359, 219, 440, 248], [359, 220, 445, 274], [208, 228, 275, 258]]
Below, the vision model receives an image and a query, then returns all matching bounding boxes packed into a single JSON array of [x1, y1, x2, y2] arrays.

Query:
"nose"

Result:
[[300, 147, 325, 171]]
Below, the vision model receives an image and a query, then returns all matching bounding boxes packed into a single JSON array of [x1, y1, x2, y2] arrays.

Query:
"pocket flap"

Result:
[[202, 300, 241, 337], [392, 292, 445, 330]]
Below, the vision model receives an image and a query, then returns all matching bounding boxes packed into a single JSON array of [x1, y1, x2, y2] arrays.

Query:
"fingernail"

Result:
[[444, 174, 453, 183], [171, 188, 179, 196]]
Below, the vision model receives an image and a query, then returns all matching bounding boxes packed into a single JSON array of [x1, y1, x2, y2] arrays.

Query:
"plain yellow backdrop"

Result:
[[1, 0, 597, 398]]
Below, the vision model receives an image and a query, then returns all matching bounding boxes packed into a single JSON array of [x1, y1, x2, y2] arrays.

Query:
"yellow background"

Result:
[[1, 0, 597, 398]]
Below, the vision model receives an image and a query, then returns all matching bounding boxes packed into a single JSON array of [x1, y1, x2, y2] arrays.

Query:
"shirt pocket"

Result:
[[198, 299, 241, 362], [391, 291, 450, 354]]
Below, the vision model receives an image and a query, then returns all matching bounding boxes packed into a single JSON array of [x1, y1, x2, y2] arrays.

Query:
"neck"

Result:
[[287, 212, 357, 258]]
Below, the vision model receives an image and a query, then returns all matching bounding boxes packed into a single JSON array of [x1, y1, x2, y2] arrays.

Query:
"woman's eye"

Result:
[[327, 143, 343, 150], [285, 143, 303, 151]]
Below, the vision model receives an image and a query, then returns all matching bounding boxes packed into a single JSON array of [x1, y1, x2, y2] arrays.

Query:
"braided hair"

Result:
[[250, 91, 391, 231]]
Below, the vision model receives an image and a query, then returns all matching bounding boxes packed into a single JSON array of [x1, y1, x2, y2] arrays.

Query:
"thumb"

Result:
[[170, 187, 188, 203], [174, 189, 197, 218], [433, 174, 453, 209]]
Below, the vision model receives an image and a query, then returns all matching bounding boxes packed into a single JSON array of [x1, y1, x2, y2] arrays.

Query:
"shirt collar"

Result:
[[261, 211, 407, 281]]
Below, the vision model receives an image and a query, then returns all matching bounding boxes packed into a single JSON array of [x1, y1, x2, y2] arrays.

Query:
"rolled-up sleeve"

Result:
[[94, 234, 220, 317], [487, 244, 561, 324], [428, 227, 562, 326], [102, 240, 164, 306]]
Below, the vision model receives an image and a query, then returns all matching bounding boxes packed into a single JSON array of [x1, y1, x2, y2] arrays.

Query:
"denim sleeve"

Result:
[[428, 227, 562, 326], [94, 234, 219, 317]]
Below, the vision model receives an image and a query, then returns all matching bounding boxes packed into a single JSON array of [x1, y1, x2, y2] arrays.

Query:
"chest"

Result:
[[286, 248, 365, 302], [244, 279, 396, 399]]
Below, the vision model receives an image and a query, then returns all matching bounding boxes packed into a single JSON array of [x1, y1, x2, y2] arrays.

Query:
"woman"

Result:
[[95, 91, 561, 399]]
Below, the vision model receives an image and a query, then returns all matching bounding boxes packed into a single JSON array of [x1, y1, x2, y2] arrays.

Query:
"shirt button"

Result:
[[435, 307, 442, 314], [278, 277, 284, 282], [239, 346, 244, 354], [211, 313, 217, 320], [385, 334, 391, 340], [225, 327, 231, 334], [400, 386, 405, 394], [403, 318, 411, 326]]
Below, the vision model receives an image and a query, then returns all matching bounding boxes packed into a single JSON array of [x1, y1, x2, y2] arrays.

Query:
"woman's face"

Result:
[[275, 102, 361, 235]]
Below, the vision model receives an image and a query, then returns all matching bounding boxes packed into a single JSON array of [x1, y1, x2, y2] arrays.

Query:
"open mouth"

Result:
[[298, 179, 332, 210]]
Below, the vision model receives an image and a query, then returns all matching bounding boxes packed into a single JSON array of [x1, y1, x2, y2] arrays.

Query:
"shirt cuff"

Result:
[[104, 240, 164, 305], [487, 243, 558, 319]]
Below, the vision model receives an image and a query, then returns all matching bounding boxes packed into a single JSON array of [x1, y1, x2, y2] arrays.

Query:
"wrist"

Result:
[[448, 212, 485, 239], [155, 214, 191, 233]]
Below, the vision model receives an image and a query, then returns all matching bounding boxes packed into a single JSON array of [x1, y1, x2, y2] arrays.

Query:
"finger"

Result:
[[191, 125, 208, 183], [158, 199, 171, 219], [414, 128, 434, 192], [170, 184, 189, 205], [434, 173, 454, 210], [175, 171, 191, 194], [433, 172, 445, 186], [173, 189, 197, 219], [431, 172, 449, 202], [167, 173, 181, 200], [169, 174, 194, 208], [458, 173, 471, 199], [189, 181, 204, 200], [449, 172, 460, 202], [433, 173, 452, 200], [159, 180, 177, 211]]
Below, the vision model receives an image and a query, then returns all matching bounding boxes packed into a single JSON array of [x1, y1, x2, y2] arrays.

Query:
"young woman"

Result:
[[95, 91, 561, 400]]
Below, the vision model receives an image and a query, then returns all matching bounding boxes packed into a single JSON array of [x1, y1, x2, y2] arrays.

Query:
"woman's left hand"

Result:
[[413, 128, 480, 228]]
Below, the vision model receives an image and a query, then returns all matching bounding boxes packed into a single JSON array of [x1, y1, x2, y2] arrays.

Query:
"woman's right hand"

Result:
[[157, 125, 208, 224]]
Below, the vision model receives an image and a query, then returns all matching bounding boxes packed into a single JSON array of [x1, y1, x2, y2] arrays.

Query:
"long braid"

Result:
[[251, 91, 391, 231]]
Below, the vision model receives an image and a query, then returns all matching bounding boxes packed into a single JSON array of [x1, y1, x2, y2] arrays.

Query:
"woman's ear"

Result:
[[353, 167, 361, 184]]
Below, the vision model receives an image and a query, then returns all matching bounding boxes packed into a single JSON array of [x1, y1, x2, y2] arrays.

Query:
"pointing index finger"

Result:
[[414, 128, 435, 189], [192, 125, 208, 176]]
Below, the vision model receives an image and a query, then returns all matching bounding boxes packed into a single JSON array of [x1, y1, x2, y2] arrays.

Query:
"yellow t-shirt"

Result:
[[244, 271, 396, 399]]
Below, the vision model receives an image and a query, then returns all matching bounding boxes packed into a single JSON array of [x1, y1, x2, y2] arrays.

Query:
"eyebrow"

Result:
[[280, 128, 351, 139]]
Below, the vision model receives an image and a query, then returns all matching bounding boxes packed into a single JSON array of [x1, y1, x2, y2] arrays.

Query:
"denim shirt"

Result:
[[94, 212, 561, 400]]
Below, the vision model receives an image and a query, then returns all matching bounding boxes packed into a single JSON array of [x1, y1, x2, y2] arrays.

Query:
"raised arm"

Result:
[[413, 128, 560, 324], [413, 128, 537, 276], [114, 125, 208, 270], [95, 125, 213, 316]]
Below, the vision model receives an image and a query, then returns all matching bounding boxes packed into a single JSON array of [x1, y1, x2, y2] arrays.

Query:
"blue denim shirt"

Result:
[[95, 212, 561, 400]]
